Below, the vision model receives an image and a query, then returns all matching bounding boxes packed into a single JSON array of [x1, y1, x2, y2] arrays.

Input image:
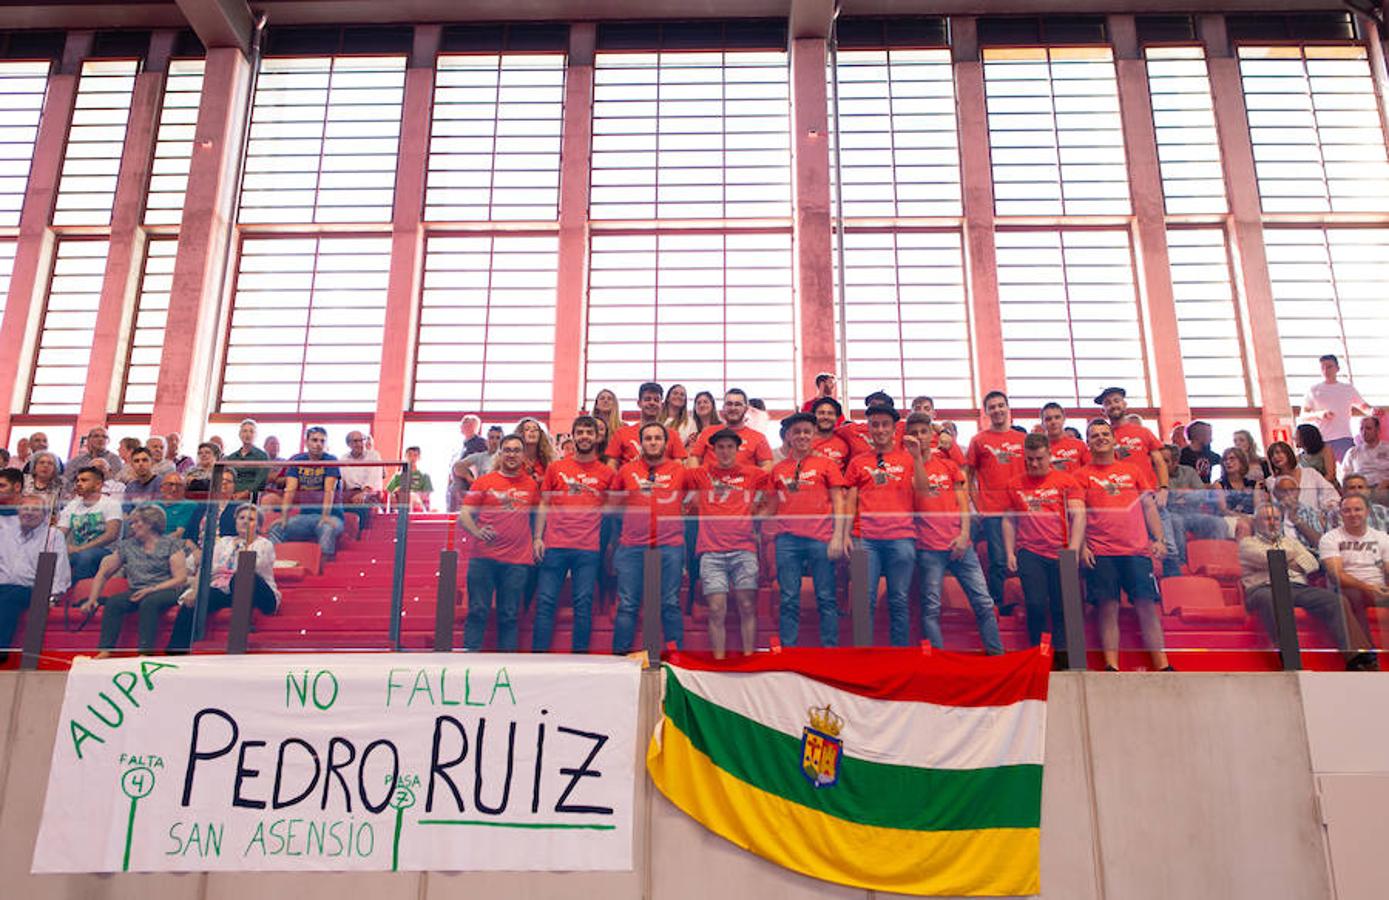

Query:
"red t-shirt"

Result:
[[606, 422, 688, 467], [966, 429, 1026, 513], [688, 464, 765, 554], [1111, 422, 1162, 469], [540, 458, 616, 552], [914, 457, 966, 552], [463, 471, 539, 565], [1007, 470, 1081, 560], [1074, 460, 1156, 557], [615, 459, 690, 547], [771, 453, 846, 542], [1047, 435, 1091, 473], [812, 433, 852, 471], [688, 423, 773, 469], [845, 449, 917, 541]]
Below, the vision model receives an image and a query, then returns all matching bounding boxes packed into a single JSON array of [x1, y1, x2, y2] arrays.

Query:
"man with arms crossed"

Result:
[[1074, 419, 1171, 672], [1319, 493, 1389, 664], [532, 416, 615, 653], [1005, 433, 1086, 655]]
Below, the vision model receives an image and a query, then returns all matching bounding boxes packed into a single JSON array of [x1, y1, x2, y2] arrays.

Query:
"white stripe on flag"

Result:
[[669, 666, 1044, 770]]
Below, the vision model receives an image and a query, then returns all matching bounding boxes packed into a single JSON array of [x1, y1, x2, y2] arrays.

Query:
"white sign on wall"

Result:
[[31, 653, 642, 873]]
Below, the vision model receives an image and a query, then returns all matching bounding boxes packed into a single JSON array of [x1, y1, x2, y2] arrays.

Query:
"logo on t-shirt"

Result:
[[923, 472, 952, 497], [1022, 486, 1062, 511], [559, 471, 601, 497], [488, 488, 529, 510], [990, 445, 1016, 465]]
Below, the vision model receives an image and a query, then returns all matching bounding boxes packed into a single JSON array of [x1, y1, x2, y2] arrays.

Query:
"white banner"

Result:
[[32, 653, 642, 874]]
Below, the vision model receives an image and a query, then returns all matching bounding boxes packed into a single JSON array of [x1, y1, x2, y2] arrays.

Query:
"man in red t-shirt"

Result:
[[531, 416, 615, 653], [1041, 401, 1090, 473], [459, 434, 539, 651], [1074, 419, 1170, 672], [845, 403, 917, 646], [810, 397, 852, 470], [612, 422, 691, 653], [687, 429, 767, 658], [606, 381, 688, 469], [1004, 433, 1086, 653], [688, 389, 774, 471], [965, 390, 1026, 609], [770, 412, 848, 646], [1095, 386, 1169, 496], [907, 413, 1004, 655]]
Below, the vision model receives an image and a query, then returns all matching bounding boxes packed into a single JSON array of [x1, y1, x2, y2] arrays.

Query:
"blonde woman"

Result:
[[662, 383, 697, 444], [591, 389, 624, 444]]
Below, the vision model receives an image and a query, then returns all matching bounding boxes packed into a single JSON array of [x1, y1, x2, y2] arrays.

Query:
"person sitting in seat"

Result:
[[166, 503, 279, 653], [269, 426, 345, 561], [80, 505, 187, 656], [185, 442, 222, 496], [1240, 502, 1376, 671], [58, 466, 123, 580], [1320, 493, 1389, 664], [0, 495, 72, 654], [386, 446, 434, 512]]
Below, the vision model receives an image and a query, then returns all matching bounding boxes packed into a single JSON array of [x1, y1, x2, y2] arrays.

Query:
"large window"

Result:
[[1166, 228, 1251, 407], [120, 238, 177, 413], [425, 53, 565, 222], [995, 228, 1147, 407], [585, 231, 796, 406], [1145, 46, 1226, 215], [830, 48, 961, 218], [1265, 227, 1389, 403], [1239, 45, 1389, 213], [52, 59, 137, 227], [0, 60, 51, 227], [27, 239, 109, 413], [239, 56, 406, 224], [144, 59, 206, 226], [590, 50, 791, 220], [983, 47, 1130, 216], [219, 236, 392, 414], [414, 234, 559, 412], [836, 230, 972, 407]]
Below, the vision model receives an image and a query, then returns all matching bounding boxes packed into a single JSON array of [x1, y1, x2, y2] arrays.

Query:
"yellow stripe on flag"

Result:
[[648, 719, 1041, 897]]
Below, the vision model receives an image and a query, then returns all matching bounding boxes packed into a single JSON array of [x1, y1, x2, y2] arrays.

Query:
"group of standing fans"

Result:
[[1, 352, 1388, 668]]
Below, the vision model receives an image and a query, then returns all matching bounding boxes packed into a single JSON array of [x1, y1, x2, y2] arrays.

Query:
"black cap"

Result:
[[809, 396, 843, 418], [779, 412, 816, 438], [1093, 386, 1126, 405], [864, 390, 894, 408], [708, 427, 744, 447], [865, 404, 900, 422]]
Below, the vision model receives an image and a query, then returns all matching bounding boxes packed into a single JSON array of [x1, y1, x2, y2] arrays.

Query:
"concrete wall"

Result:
[[0, 669, 1379, 899]]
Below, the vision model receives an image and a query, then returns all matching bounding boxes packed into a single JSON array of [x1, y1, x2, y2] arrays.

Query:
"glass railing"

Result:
[[0, 488, 1381, 673]]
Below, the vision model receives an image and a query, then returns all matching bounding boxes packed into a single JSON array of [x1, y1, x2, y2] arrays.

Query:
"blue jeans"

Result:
[[916, 547, 1004, 654], [270, 513, 344, 558], [1162, 507, 1228, 574], [979, 515, 1009, 606], [463, 556, 530, 651], [532, 547, 600, 652], [69, 544, 112, 582], [775, 533, 838, 647], [612, 544, 684, 653], [862, 537, 915, 646]]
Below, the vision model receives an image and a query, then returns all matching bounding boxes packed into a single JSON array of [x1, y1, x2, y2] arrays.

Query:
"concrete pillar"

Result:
[[1200, 15, 1293, 440], [1110, 16, 1189, 435], [0, 32, 90, 448], [74, 31, 176, 444], [791, 36, 834, 407], [548, 23, 596, 432], [953, 18, 1006, 410], [371, 26, 439, 456], [150, 45, 250, 441]]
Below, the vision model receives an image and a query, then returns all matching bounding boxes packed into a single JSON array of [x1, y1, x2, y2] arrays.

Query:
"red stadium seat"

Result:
[[1160, 575, 1246, 625], [1185, 539, 1242, 580], [274, 542, 323, 576]]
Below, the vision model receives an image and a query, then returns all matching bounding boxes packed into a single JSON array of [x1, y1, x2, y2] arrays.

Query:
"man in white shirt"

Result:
[[58, 466, 125, 580], [341, 430, 384, 528], [0, 495, 72, 653], [1302, 353, 1379, 461], [1342, 416, 1389, 504], [1320, 493, 1389, 659]]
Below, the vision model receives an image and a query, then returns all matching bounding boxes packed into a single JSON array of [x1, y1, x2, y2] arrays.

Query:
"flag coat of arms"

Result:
[[647, 646, 1050, 896]]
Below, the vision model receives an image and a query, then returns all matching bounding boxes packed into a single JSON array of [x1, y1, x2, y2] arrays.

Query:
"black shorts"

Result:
[[1085, 555, 1160, 605]]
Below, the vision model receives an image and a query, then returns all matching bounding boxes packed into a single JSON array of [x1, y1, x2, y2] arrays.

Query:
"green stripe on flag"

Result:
[[664, 668, 1042, 833]]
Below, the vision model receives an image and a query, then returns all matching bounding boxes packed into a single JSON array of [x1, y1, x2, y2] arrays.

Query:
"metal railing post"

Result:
[[225, 550, 258, 655], [849, 547, 871, 647], [192, 462, 224, 642], [434, 549, 459, 652], [389, 461, 412, 651], [642, 547, 663, 661], [1058, 549, 1089, 671], [1265, 548, 1302, 671], [19, 551, 57, 670]]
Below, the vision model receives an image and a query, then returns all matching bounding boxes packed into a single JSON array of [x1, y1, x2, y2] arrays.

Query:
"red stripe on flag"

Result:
[[665, 646, 1051, 707]]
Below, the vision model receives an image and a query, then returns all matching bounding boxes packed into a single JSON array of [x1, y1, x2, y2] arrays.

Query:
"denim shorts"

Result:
[[699, 550, 759, 593]]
